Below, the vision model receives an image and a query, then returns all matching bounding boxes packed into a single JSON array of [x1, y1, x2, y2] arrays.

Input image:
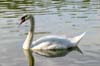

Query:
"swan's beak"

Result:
[[19, 19, 25, 25], [19, 17, 25, 25], [19, 15, 28, 25]]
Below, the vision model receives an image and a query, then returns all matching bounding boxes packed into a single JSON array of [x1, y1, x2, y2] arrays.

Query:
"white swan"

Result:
[[20, 14, 86, 50]]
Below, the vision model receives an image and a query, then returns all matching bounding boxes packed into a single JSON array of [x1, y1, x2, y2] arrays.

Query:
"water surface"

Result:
[[0, 0, 100, 66]]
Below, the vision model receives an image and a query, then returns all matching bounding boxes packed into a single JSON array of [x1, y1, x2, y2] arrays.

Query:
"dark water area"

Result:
[[0, 0, 100, 66]]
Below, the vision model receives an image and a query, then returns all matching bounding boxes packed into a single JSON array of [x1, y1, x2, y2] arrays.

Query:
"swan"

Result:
[[20, 14, 86, 50]]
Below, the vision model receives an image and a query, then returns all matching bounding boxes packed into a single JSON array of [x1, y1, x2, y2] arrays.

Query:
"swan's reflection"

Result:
[[23, 50, 34, 66], [33, 47, 83, 57], [23, 47, 82, 66]]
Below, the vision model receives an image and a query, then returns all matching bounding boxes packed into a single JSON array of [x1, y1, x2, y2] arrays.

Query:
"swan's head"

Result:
[[20, 14, 32, 25]]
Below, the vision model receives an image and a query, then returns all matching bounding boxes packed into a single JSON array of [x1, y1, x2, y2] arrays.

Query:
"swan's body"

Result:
[[20, 14, 86, 50], [31, 33, 85, 50]]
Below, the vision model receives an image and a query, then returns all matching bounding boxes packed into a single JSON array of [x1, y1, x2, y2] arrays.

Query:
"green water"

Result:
[[0, 0, 100, 66]]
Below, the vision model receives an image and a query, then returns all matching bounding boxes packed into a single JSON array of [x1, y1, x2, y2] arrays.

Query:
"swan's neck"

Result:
[[23, 16, 34, 49]]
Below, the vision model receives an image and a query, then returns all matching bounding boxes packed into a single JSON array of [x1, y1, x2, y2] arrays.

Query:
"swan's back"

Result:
[[31, 35, 74, 50]]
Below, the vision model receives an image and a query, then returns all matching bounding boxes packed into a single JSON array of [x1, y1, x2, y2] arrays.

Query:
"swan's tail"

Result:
[[71, 32, 86, 45]]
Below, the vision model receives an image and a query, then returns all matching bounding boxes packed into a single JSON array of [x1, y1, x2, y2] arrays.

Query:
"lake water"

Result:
[[0, 0, 100, 66]]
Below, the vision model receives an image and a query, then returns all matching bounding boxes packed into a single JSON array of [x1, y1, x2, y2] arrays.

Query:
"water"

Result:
[[0, 0, 100, 66]]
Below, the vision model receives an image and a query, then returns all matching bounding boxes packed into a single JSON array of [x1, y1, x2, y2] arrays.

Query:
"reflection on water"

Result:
[[32, 47, 83, 57], [23, 47, 82, 66], [0, 0, 91, 17], [23, 50, 34, 66], [0, 0, 100, 66]]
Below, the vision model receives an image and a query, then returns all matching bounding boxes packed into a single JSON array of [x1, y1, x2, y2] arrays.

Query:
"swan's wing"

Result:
[[31, 35, 57, 47], [32, 41, 56, 49], [31, 35, 73, 50]]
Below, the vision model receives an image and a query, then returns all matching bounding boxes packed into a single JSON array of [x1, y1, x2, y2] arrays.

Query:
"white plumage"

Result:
[[31, 33, 85, 50], [20, 14, 86, 50]]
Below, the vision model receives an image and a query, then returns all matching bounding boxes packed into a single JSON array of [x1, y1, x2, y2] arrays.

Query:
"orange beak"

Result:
[[19, 16, 26, 25], [19, 19, 25, 25]]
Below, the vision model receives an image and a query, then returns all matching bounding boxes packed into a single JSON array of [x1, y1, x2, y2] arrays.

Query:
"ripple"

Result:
[[24, 31, 50, 35], [0, 0, 100, 66]]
